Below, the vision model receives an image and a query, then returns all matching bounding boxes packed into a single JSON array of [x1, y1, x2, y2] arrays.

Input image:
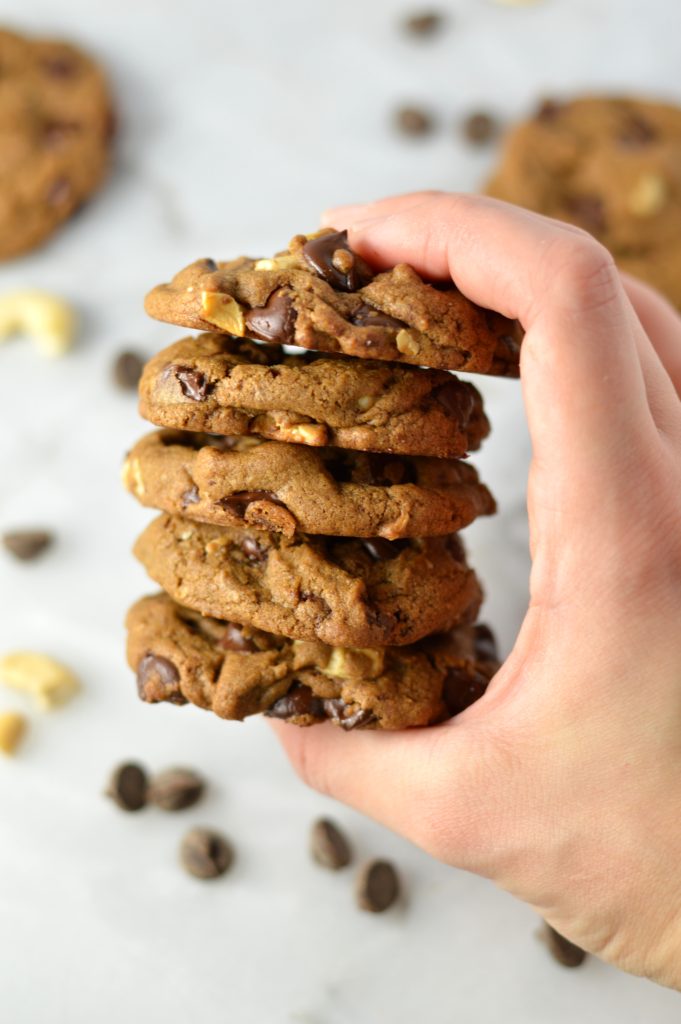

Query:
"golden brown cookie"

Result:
[[126, 593, 499, 729], [133, 513, 483, 648], [144, 230, 521, 374], [485, 95, 681, 309], [123, 430, 496, 539], [0, 28, 114, 260]]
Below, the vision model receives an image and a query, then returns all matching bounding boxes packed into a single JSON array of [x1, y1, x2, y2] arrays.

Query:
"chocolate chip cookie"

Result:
[[123, 430, 496, 539], [139, 333, 490, 459], [144, 229, 521, 374], [485, 95, 681, 309], [126, 593, 499, 729], [133, 513, 483, 647], [0, 28, 114, 260]]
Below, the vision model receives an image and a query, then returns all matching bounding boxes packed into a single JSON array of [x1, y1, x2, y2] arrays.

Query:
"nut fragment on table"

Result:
[[0, 290, 76, 357], [0, 651, 80, 710], [0, 711, 27, 755]]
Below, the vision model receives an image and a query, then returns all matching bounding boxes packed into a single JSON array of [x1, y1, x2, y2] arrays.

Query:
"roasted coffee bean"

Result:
[[112, 350, 145, 390], [181, 485, 200, 507], [323, 699, 376, 730], [542, 922, 588, 967], [356, 859, 400, 912], [240, 536, 267, 563], [442, 666, 489, 715], [403, 10, 444, 35], [136, 653, 185, 705], [462, 111, 498, 144], [244, 289, 297, 344], [180, 827, 233, 879], [362, 537, 407, 561], [218, 490, 280, 517], [46, 176, 71, 206], [350, 303, 406, 330], [219, 623, 257, 652], [2, 529, 53, 561], [175, 366, 210, 401], [266, 684, 325, 721], [396, 106, 434, 136], [310, 818, 352, 870], [106, 762, 148, 812], [302, 230, 373, 292], [148, 767, 205, 811], [564, 195, 606, 233]]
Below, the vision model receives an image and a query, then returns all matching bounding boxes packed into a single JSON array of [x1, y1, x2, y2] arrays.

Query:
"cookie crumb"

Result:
[[0, 711, 28, 756]]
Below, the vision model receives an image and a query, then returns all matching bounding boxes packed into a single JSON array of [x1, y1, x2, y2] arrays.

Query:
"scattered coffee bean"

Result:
[[541, 922, 588, 967], [180, 827, 233, 879], [148, 767, 205, 811], [395, 106, 434, 137], [462, 111, 498, 145], [2, 529, 53, 561], [106, 762, 148, 812], [112, 350, 145, 390], [310, 818, 352, 870], [356, 859, 400, 912], [403, 10, 444, 36]]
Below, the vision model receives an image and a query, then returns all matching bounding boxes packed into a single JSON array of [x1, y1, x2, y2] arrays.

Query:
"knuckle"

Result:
[[547, 237, 620, 314]]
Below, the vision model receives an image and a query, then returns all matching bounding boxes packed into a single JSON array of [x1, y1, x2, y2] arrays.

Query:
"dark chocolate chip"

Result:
[[366, 453, 416, 486], [175, 366, 210, 401], [350, 303, 407, 330], [618, 113, 657, 148], [541, 922, 588, 967], [302, 230, 373, 292], [356, 859, 400, 912], [462, 111, 498, 144], [442, 666, 489, 716], [180, 827, 233, 879], [266, 684, 325, 721], [148, 767, 205, 811], [42, 53, 78, 77], [403, 11, 444, 35], [564, 195, 606, 234], [2, 529, 53, 561], [219, 623, 257, 653], [395, 106, 434, 136], [244, 289, 297, 344], [136, 653, 185, 705], [46, 176, 71, 206], [435, 381, 475, 421], [362, 538, 408, 561], [310, 818, 352, 870], [106, 762, 148, 812], [112, 350, 144, 390], [240, 536, 267, 563], [202, 258, 218, 271], [535, 98, 562, 122], [217, 490, 280, 517], [323, 699, 376, 731], [473, 623, 498, 662], [181, 485, 200, 508], [446, 534, 466, 562], [42, 121, 80, 149]]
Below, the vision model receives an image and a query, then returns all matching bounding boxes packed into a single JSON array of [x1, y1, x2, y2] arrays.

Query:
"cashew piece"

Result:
[[0, 290, 77, 357]]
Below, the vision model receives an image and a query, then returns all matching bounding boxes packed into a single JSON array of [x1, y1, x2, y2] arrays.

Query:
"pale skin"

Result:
[[270, 193, 681, 989]]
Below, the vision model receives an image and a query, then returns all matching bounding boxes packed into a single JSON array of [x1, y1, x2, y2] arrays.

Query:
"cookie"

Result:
[[126, 593, 499, 729], [139, 333, 490, 459], [144, 229, 521, 374], [485, 95, 681, 309], [133, 513, 483, 647], [0, 28, 114, 260], [123, 430, 496, 539]]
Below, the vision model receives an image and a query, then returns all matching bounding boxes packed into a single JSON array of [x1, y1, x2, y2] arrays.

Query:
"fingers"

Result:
[[623, 274, 681, 399], [322, 192, 440, 233]]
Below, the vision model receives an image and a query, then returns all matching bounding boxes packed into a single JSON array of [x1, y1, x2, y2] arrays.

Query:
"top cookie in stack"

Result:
[[124, 229, 520, 730]]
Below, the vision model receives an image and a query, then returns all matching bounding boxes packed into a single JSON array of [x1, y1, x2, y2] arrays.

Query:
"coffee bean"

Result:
[[266, 684, 325, 721], [541, 922, 588, 967], [136, 653, 185, 705], [356, 859, 400, 912], [462, 111, 498, 145], [302, 230, 373, 292], [244, 289, 297, 344], [403, 10, 444, 36], [174, 366, 210, 401], [148, 767, 205, 811], [310, 818, 352, 870], [112, 350, 145, 390], [106, 762, 148, 812], [180, 827, 233, 879], [2, 529, 53, 561], [395, 106, 434, 137]]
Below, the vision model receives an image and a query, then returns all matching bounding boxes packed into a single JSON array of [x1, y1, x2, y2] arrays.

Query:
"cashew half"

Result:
[[0, 290, 77, 357]]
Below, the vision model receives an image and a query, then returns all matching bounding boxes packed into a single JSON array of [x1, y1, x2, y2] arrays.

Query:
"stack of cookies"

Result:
[[123, 229, 521, 730]]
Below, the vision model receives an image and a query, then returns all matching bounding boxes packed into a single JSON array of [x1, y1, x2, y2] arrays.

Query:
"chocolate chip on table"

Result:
[[302, 230, 374, 292], [180, 827, 233, 879], [148, 767, 205, 811], [106, 762, 148, 812], [403, 10, 444, 36], [356, 859, 400, 913], [462, 111, 499, 145], [244, 289, 297, 344], [112, 350, 145, 390], [541, 922, 588, 967], [310, 818, 352, 870], [2, 529, 53, 561], [395, 106, 434, 137]]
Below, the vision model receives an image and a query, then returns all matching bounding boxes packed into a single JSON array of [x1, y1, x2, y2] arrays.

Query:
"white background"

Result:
[[1, 1, 680, 1020]]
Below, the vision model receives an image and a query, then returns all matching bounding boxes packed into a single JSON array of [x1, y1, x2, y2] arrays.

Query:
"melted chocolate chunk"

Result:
[[323, 699, 376, 730], [302, 230, 374, 292], [473, 623, 498, 662], [42, 53, 78, 77], [446, 534, 465, 562], [362, 538, 408, 561], [244, 289, 297, 344], [219, 623, 257, 652], [181, 485, 200, 508], [618, 113, 657, 148], [435, 381, 475, 421], [137, 653, 186, 705], [350, 303, 406, 330], [442, 666, 489, 715], [217, 490, 280, 517], [240, 536, 267, 563], [564, 195, 606, 234], [174, 366, 210, 401], [266, 684, 325, 721]]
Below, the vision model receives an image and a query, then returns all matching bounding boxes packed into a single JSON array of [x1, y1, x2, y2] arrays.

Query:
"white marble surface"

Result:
[[1, 1, 680, 1020]]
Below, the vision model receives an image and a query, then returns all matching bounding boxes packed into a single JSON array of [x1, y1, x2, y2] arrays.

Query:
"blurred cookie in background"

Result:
[[0, 27, 114, 260], [485, 95, 681, 309]]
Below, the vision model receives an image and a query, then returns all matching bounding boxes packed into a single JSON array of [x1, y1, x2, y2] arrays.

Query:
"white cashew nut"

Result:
[[0, 290, 77, 357]]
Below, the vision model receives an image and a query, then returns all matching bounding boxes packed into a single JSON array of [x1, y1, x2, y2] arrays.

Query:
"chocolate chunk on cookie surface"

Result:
[[133, 514, 482, 647], [144, 230, 521, 375], [0, 28, 114, 260], [126, 593, 499, 729], [138, 333, 490, 459]]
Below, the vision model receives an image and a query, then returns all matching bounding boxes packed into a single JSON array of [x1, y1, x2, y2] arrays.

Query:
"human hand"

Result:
[[270, 192, 681, 988]]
